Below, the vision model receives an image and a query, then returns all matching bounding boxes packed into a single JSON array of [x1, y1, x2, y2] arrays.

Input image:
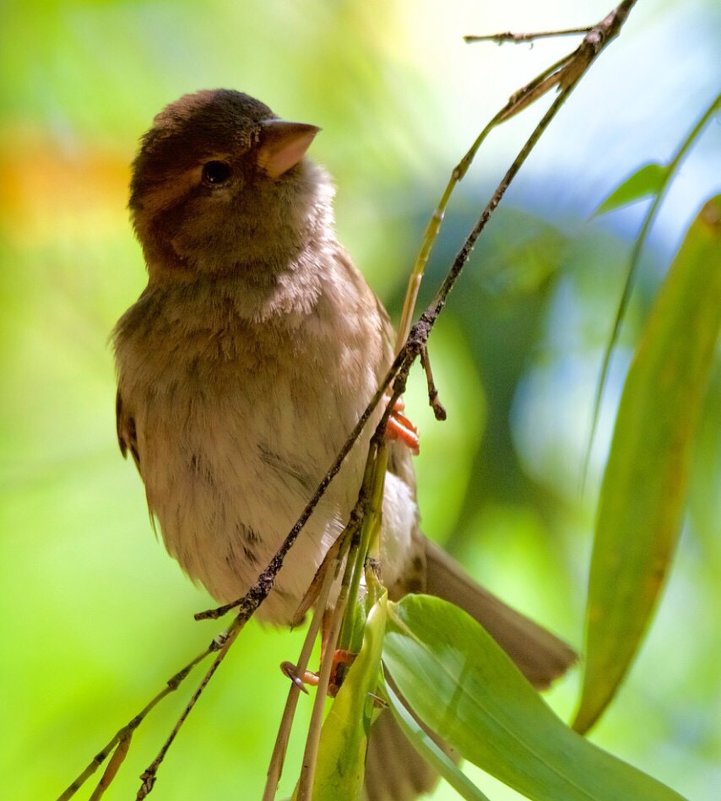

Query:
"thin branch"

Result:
[[464, 27, 591, 44], [56, 643, 222, 801], [420, 346, 447, 421], [395, 1, 635, 352], [414, 1, 636, 336], [136, 621, 245, 798], [296, 525, 358, 801], [263, 543, 345, 801]]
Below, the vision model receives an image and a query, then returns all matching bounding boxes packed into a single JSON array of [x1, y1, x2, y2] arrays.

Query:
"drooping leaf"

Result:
[[594, 162, 668, 215], [575, 196, 721, 733], [383, 594, 686, 801], [311, 594, 387, 801]]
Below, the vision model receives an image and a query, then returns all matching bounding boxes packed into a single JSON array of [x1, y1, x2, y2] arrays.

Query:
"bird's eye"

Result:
[[201, 161, 232, 186]]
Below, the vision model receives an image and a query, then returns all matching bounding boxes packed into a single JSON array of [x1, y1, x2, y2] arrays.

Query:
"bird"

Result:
[[113, 88, 575, 801]]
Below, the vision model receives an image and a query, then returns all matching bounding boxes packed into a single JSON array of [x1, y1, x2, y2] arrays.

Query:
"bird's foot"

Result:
[[384, 399, 420, 455], [280, 649, 357, 697]]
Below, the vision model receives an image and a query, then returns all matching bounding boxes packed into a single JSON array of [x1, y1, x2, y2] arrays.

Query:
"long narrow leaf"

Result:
[[575, 196, 721, 733], [384, 594, 686, 801]]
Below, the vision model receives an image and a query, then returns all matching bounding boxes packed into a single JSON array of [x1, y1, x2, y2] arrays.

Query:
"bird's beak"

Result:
[[257, 119, 321, 179]]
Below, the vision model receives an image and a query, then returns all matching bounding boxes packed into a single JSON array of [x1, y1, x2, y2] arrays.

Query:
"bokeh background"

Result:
[[2, 1, 720, 799]]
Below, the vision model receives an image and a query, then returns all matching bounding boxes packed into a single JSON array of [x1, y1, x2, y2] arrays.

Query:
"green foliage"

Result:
[[575, 196, 721, 733], [383, 595, 685, 801], [594, 163, 669, 215], [2, 1, 720, 801]]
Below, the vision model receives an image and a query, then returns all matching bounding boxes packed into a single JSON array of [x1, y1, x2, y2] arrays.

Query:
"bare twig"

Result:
[[420, 346, 447, 421], [296, 517, 359, 801], [414, 1, 637, 338], [56, 643, 222, 801], [136, 623, 245, 798], [395, 1, 635, 352], [464, 27, 591, 44], [263, 540, 346, 801]]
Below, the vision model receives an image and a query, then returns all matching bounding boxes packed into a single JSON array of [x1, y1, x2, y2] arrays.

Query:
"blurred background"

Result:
[[2, 0, 720, 799]]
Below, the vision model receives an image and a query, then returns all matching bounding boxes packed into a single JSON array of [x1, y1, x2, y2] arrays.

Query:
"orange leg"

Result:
[[384, 399, 420, 455], [328, 649, 356, 696]]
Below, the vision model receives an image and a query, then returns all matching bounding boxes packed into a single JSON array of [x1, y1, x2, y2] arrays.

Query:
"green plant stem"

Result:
[[339, 442, 389, 650], [296, 542, 357, 801]]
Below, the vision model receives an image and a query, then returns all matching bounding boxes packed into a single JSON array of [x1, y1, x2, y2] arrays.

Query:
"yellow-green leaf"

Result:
[[384, 595, 686, 801], [574, 196, 721, 733], [312, 594, 386, 801]]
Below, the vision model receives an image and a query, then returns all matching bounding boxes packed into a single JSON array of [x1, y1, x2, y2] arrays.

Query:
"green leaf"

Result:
[[575, 196, 721, 733], [382, 679, 492, 801], [383, 594, 686, 801], [312, 594, 387, 801], [595, 162, 669, 215]]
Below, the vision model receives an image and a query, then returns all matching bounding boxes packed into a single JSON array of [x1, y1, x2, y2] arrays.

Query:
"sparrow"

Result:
[[113, 89, 575, 801]]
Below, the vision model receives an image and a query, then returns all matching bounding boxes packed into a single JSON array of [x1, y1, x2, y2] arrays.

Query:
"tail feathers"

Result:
[[424, 538, 576, 689]]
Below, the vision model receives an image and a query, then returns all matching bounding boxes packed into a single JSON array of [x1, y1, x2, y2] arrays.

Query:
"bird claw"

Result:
[[280, 649, 357, 696], [280, 661, 314, 693]]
